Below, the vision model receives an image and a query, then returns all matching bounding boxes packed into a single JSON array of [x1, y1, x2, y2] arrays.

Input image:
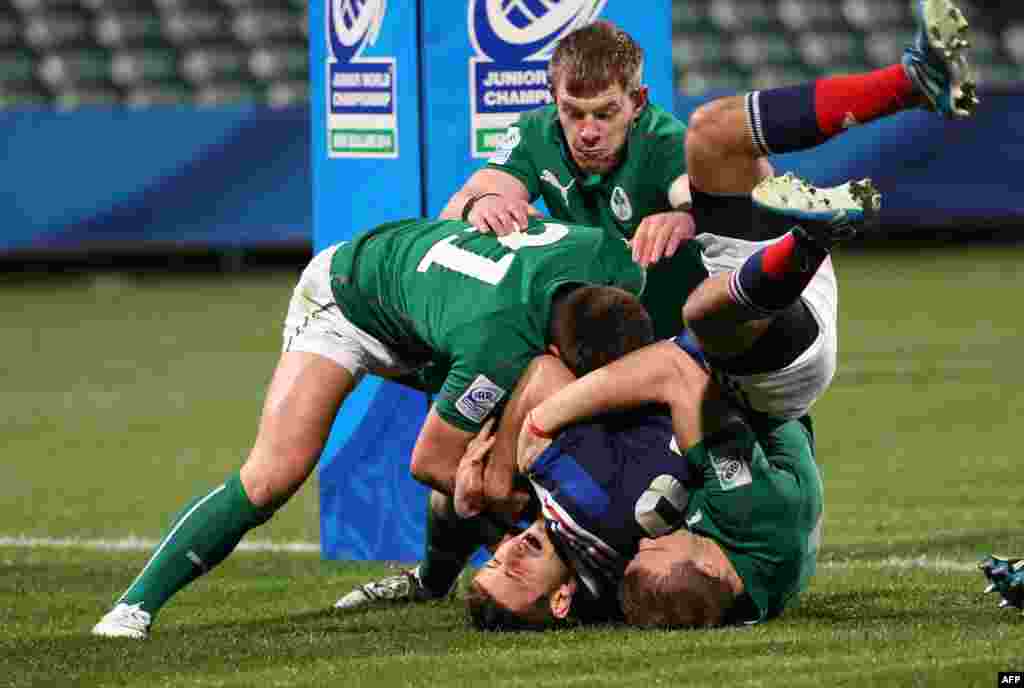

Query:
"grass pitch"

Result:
[[4, 244, 1024, 687]]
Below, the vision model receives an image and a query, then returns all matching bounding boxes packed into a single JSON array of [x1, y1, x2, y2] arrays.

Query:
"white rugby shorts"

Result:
[[282, 243, 414, 379], [695, 232, 838, 419]]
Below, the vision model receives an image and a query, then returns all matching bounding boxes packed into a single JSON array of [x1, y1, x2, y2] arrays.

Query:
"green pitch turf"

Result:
[[4, 244, 1024, 687]]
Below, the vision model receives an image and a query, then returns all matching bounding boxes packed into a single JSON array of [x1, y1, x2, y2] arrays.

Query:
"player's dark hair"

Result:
[[548, 20, 644, 97], [620, 555, 735, 628], [465, 581, 553, 632], [549, 285, 654, 378]]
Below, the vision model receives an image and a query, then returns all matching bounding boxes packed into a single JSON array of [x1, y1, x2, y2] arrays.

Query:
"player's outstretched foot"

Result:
[[751, 172, 881, 246], [902, 0, 979, 118], [979, 554, 1024, 614], [335, 566, 455, 610], [91, 603, 151, 639]]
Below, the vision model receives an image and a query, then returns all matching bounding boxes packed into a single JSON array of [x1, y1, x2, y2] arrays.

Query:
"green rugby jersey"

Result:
[[684, 416, 824, 623], [485, 103, 707, 339], [330, 217, 645, 432]]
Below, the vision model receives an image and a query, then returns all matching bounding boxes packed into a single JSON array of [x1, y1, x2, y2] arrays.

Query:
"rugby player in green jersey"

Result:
[[340, 0, 979, 613], [462, 0, 980, 627], [339, 19, 708, 614], [441, 19, 704, 339], [91, 217, 655, 639]]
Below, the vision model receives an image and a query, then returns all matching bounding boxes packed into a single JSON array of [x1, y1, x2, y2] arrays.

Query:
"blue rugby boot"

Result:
[[902, 0, 979, 119], [751, 172, 881, 247], [979, 555, 1024, 614]]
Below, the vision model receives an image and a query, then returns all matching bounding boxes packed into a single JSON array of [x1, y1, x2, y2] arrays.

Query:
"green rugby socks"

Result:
[[418, 494, 506, 596], [116, 472, 274, 617]]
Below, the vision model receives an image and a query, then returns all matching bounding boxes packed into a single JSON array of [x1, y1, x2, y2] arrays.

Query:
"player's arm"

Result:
[[409, 406, 476, 496], [439, 168, 539, 236], [456, 354, 577, 518], [630, 169, 698, 268], [526, 341, 737, 455]]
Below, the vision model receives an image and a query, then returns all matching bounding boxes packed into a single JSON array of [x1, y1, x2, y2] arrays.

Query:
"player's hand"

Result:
[[454, 418, 497, 518], [630, 210, 696, 268], [467, 195, 541, 236]]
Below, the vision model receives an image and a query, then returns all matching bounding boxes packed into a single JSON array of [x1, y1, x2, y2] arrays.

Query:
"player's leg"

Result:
[[338, 354, 573, 611], [685, 174, 880, 360], [93, 351, 356, 639], [688, 0, 976, 199], [93, 244, 368, 638], [336, 490, 507, 609], [677, 3, 962, 382]]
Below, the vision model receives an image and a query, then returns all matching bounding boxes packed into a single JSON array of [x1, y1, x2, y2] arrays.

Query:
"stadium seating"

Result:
[[0, 1, 1018, 108], [0, 0, 307, 108], [673, 0, 1022, 95]]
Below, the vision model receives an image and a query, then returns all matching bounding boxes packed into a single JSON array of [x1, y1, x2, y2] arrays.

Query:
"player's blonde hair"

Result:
[[548, 20, 644, 97], [620, 537, 738, 628]]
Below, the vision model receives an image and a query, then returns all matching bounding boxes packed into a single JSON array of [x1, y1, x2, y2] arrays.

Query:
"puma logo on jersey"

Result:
[[686, 509, 703, 528], [541, 169, 576, 204]]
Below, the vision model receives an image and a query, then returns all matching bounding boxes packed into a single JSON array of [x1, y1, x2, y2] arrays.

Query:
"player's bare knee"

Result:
[[238, 464, 281, 510], [239, 445, 317, 509], [686, 97, 743, 161]]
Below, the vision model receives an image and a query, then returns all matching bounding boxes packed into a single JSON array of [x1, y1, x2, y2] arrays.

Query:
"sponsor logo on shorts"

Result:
[[468, 0, 607, 157], [455, 374, 507, 423]]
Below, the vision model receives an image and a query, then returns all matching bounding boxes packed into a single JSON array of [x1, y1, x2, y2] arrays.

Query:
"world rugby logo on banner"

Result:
[[468, 0, 607, 158], [326, 0, 399, 158]]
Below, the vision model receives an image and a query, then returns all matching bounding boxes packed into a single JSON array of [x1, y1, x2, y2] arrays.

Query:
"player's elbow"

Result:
[[409, 450, 448, 493]]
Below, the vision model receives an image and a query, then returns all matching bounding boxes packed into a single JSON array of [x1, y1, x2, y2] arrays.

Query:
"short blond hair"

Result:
[[620, 546, 737, 628], [548, 20, 644, 97]]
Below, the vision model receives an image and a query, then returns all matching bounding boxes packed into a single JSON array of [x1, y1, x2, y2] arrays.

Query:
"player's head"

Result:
[[547, 20, 648, 175], [549, 284, 654, 378], [467, 520, 576, 631], [619, 530, 742, 628]]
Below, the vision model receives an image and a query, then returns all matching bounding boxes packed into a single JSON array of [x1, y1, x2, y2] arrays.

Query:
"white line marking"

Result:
[[0, 536, 984, 572], [0, 535, 319, 553], [820, 555, 979, 573]]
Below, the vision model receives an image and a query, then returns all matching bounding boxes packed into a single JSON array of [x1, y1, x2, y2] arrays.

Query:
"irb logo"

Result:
[[329, 0, 386, 64], [468, 0, 606, 62]]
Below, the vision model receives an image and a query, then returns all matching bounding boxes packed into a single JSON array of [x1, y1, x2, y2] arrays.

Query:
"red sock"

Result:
[[814, 64, 919, 136], [760, 232, 799, 277]]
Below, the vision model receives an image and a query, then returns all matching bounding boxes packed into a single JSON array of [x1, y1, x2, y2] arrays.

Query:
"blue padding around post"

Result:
[[319, 382, 431, 561]]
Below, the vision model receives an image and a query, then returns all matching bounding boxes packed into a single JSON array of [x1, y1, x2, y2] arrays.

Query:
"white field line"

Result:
[[0, 535, 319, 553], [0, 535, 983, 572]]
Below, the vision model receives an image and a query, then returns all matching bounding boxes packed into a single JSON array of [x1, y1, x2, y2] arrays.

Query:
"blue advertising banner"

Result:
[[312, 0, 431, 561], [0, 106, 310, 252]]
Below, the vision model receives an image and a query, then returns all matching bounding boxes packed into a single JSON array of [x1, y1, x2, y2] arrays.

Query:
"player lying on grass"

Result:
[[91, 216, 655, 639], [461, 345, 822, 629], [458, 169, 878, 629], [338, 0, 978, 611], [333, 20, 711, 613]]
